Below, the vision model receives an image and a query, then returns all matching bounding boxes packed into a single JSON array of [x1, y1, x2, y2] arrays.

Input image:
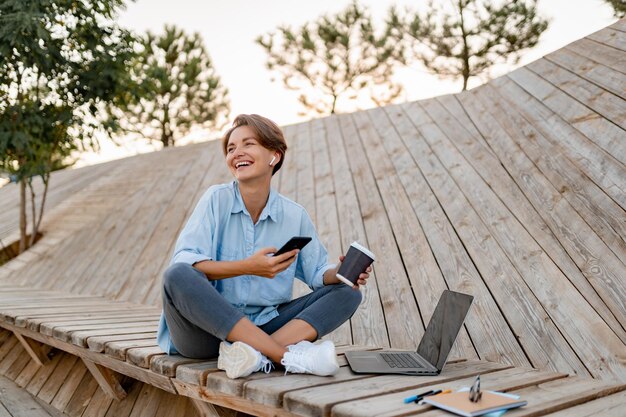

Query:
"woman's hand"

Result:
[[340, 255, 373, 288], [327, 255, 372, 288], [245, 247, 299, 278]]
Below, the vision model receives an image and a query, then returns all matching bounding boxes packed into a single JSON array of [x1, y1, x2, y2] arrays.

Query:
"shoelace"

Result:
[[260, 358, 274, 374], [281, 350, 308, 374]]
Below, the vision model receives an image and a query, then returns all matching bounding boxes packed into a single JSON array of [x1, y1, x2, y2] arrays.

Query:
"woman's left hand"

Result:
[[338, 255, 372, 288]]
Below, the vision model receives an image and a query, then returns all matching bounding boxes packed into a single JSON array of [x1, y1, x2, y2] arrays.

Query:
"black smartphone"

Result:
[[273, 236, 312, 257]]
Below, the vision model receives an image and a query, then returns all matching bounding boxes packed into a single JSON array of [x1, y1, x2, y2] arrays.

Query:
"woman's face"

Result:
[[225, 125, 278, 183]]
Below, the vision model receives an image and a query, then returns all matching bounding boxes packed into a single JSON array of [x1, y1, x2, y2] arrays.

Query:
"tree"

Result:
[[0, 0, 135, 253], [389, 0, 549, 91], [256, 1, 403, 116], [113, 25, 230, 148], [604, 0, 626, 17]]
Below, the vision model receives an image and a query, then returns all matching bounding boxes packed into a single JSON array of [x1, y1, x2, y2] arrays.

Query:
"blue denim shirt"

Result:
[[157, 181, 334, 354]]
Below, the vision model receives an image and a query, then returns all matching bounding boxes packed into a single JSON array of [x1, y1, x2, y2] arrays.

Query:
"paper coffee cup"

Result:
[[336, 242, 375, 287]]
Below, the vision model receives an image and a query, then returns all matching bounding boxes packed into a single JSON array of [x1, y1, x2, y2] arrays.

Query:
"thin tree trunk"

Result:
[[28, 180, 37, 248], [31, 173, 50, 247], [18, 179, 27, 253], [458, 0, 470, 92]]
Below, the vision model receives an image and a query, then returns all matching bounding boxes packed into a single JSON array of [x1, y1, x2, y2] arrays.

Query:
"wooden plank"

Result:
[[588, 27, 626, 52], [292, 121, 316, 300], [81, 385, 114, 417], [189, 399, 223, 417], [471, 83, 626, 331], [0, 374, 55, 417], [63, 370, 100, 416], [82, 358, 127, 401], [336, 113, 422, 350], [104, 339, 158, 361], [119, 143, 217, 304], [399, 100, 591, 375], [13, 332, 50, 366], [282, 360, 510, 417], [323, 115, 388, 348], [18, 308, 159, 330], [69, 324, 160, 347], [244, 366, 376, 408], [99, 147, 201, 300], [331, 365, 568, 417], [31, 353, 75, 400], [355, 107, 478, 360], [175, 360, 219, 386], [566, 38, 626, 74], [172, 379, 296, 417], [513, 56, 626, 165], [546, 48, 626, 101], [418, 96, 626, 379], [527, 58, 625, 130], [4, 349, 32, 381], [543, 390, 626, 416], [104, 377, 144, 417], [126, 347, 164, 369], [127, 384, 164, 417], [501, 70, 626, 211], [49, 359, 88, 411], [44, 158, 165, 294], [50, 319, 158, 340], [150, 353, 206, 377], [14, 355, 44, 388], [0, 337, 26, 374], [383, 100, 530, 366], [0, 322, 176, 393], [33, 312, 159, 334], [310, 117, 351, 345], [87, 332, 156, 353], [444, 88, 626, 343], [419, 376, 626, 417]]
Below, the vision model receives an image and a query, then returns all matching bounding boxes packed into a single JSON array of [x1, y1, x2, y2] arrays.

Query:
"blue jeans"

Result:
[[162, 263, 362, 359]]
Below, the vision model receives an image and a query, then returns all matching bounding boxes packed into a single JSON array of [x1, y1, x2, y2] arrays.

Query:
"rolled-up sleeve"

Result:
[[295, 211, 335, 290], [171, 191, 215, 266]]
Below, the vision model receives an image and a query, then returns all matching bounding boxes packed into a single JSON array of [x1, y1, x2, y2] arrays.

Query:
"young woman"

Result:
[[157, 114, 370, 379]]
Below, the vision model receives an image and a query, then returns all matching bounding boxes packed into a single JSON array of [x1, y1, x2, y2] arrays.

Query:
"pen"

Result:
[[435, 389, 452, 396], [415, 389, 442, 403], [403, 390, 434, 404]]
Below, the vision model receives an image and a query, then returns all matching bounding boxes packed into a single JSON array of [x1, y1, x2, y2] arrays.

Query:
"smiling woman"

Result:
[[157, 114, 372, 380]]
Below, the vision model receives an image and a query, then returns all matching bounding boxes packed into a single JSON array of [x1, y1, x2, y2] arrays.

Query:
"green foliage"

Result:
[[0, 0, 136, 252], [112, 25, 230, 148], [389, 0, 549, 90], [257, 1, 403, 116], [604, 0, 626, 17]]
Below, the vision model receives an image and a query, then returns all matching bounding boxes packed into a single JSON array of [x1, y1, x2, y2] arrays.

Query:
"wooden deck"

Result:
[[0, 18, 624, 417]]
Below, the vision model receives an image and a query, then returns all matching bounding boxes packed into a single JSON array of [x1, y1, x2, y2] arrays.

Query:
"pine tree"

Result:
[[113, 25, 230, 148], [257, 1, 403, 116], [0, 0, 135, 253], [389, 0, 549, 91]]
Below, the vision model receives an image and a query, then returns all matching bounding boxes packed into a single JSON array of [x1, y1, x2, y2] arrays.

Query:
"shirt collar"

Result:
[[231, 181, 281, 223]]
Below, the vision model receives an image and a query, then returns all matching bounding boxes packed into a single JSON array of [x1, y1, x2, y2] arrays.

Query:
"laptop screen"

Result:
[[416, 290, 474, 371]]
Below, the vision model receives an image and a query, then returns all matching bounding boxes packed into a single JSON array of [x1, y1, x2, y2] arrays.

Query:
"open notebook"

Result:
[[422, 391, 527, 417]]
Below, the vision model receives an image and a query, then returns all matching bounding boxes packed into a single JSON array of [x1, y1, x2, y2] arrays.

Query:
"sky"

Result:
[[73, 0, 618, 167]]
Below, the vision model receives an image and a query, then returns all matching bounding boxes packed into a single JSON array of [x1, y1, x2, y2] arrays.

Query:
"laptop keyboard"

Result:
[[381, 352, 427, 369]]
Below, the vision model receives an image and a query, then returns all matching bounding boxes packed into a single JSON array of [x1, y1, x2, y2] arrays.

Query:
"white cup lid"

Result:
[[350, 241, 376, 261]]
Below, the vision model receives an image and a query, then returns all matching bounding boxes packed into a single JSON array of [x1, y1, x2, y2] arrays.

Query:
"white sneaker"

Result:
[[217, 341, 273, 379], [287, 340, 315, 353], [281, 340, 339, 376]]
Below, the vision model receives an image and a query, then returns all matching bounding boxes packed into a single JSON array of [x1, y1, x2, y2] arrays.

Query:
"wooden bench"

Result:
[[0, 285, 624, 416]]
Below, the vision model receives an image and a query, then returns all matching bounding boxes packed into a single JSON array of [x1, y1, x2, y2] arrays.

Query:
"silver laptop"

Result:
[[345, 290, 473, 375]]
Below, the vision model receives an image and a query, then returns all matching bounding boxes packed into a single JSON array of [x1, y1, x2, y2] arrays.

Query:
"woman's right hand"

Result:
[[245, 247, 299, 278]]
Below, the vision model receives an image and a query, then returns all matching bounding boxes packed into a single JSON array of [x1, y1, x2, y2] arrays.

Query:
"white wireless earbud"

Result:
[[269, 156, 276, 166]]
